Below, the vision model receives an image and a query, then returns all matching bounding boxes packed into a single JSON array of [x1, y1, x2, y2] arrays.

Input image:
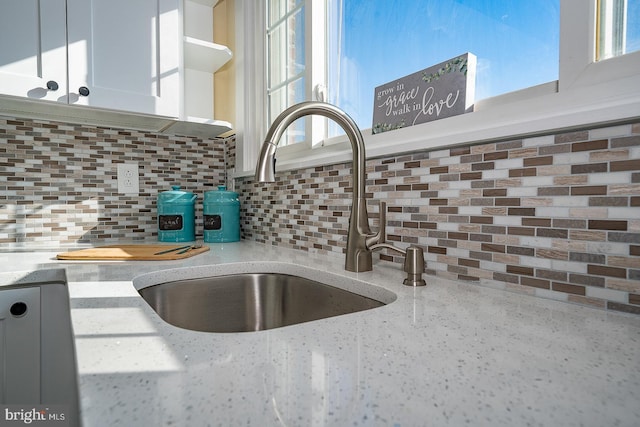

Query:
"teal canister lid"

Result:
[[158, 185, 197, 204], [204, 185, 239, 204]]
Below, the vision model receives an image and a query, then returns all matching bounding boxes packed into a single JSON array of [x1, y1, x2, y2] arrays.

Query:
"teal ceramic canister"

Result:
[[203, 185, 240, 243], [157, 185, 197, 242]]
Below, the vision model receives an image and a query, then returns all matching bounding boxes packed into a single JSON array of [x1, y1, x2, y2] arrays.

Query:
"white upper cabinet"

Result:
[[0, 0, 68, 102], [66, 0, 180, 117], [0, 0, 180, 118], [0, 0, 232, 136]]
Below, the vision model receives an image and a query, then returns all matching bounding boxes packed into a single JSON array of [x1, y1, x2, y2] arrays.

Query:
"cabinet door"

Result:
[[66, 0, 180, 117], [0, 0, 67, 102], [0, 287, 41, 403]]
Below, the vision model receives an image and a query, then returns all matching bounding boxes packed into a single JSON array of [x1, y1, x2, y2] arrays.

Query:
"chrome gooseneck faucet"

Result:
[[256, 101, 426, 286]]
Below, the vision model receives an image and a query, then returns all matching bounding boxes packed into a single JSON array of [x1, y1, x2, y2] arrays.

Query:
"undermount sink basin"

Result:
[[138, 273, 386, 333]]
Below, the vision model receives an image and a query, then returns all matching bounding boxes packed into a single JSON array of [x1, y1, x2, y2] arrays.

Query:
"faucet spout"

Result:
[[256, 141, 278, 182], [256, 102, 367, 198], [255, 101, 374, 272], [256, 101, 427, 282]]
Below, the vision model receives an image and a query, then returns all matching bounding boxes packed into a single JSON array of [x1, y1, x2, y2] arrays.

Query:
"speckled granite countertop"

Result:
[[2, 241, 639, 426]]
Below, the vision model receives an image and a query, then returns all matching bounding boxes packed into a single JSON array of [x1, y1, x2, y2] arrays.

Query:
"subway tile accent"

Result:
[[3, 113, 639, 316], [235, 121, 640, 315], [1, 117, 226, 248]]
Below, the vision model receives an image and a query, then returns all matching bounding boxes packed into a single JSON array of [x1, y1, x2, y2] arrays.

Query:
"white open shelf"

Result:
[[167, 117, 231, 138], [181, 0, 233, 132], [183, 37, 232, 73], [188, 0, 219, 6]]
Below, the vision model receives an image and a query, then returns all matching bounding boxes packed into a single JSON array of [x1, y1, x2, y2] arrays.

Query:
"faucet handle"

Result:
[[366, 200, 386, 247]]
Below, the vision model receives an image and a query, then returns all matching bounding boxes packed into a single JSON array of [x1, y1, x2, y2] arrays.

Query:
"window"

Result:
[[597, 0, 640, 60], [234, 0, 640, 174], [266, 0, 306, 146], [325, 0, 560, 137]]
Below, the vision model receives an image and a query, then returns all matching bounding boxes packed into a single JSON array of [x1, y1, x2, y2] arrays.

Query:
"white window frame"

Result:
[[233, 0, 640, 176]]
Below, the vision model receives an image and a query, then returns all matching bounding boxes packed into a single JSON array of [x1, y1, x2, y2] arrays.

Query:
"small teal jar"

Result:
[[157, 185, 197, 242], [203, 185, 240, 243]]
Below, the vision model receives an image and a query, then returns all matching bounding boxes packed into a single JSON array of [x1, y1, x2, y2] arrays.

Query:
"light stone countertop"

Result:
[[1, 241, 639, 427]]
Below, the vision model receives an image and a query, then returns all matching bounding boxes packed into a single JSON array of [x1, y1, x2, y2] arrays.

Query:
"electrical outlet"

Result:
[[117, 163, 140, 195]]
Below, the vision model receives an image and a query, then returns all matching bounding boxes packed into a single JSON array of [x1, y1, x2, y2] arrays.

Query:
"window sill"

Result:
[[234, 53, 640, 178]]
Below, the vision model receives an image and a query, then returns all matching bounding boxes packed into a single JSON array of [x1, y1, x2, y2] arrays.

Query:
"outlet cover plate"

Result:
[[117, 163, 140, 194]]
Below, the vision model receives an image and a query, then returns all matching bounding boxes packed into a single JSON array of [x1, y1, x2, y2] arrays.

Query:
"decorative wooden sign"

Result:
[[372, 53, 476, 134]]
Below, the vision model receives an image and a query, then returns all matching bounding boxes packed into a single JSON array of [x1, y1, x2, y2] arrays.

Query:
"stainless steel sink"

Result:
[[138, 273, 386, 333]]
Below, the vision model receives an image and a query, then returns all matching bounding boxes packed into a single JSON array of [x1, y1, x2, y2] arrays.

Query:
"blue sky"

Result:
[[329, 0, 561, 129]]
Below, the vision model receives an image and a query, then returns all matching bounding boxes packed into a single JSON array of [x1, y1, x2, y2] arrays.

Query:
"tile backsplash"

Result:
[[1, 114, 639, 315], [235, 122, 640, 315], [1, 117, 226, 248]]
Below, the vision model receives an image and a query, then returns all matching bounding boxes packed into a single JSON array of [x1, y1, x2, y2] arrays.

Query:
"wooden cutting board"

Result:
[[56, 244, 209, 261]]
